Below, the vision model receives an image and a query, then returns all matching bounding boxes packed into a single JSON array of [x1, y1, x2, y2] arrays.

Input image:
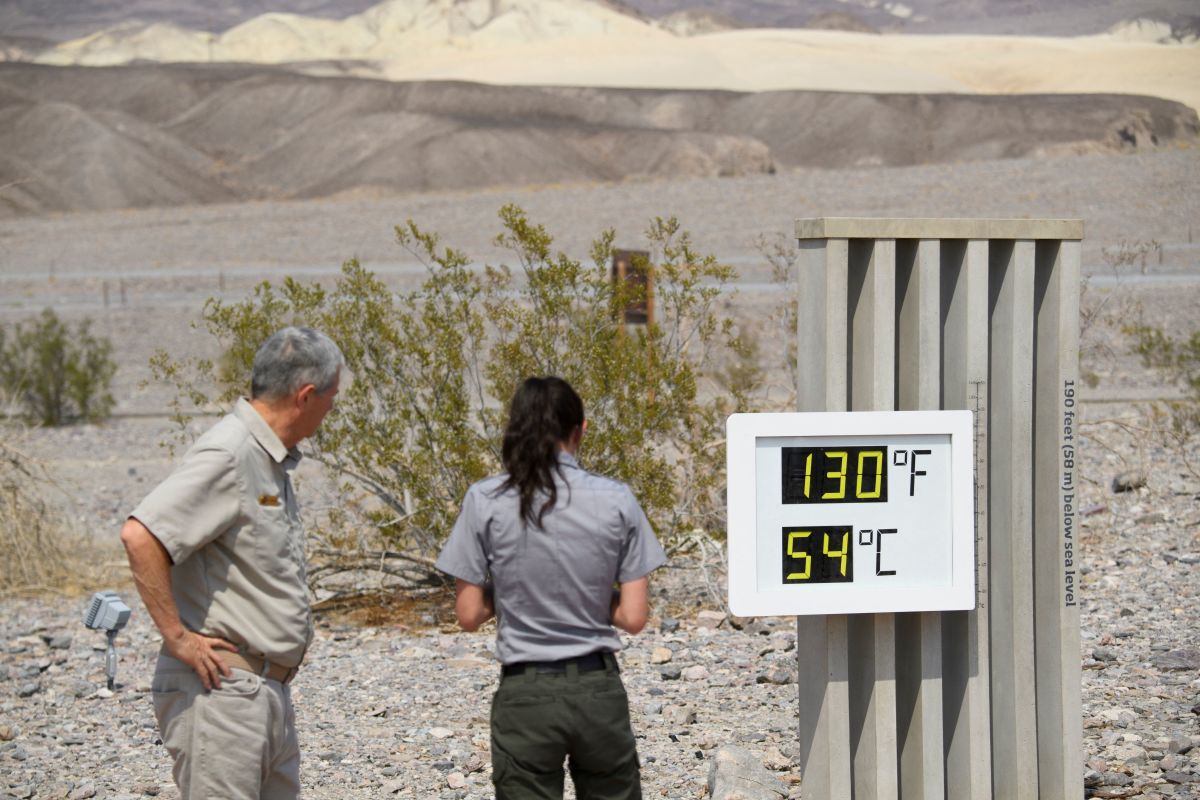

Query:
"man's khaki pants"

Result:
[[152, 654, 300, 799]]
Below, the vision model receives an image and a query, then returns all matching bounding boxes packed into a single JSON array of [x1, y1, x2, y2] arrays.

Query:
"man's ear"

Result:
[[295, 383, 317, 406]]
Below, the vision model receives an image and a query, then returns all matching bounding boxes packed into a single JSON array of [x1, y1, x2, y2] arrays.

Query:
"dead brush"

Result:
[[0, 438, 126, 597]]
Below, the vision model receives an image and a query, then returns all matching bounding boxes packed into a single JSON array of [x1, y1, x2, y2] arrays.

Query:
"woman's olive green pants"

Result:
[[490, 656, 642, 800]]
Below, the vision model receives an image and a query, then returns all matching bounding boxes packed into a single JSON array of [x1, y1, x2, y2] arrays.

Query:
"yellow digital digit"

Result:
[[786, 530, 812, 580], [822, 451, 847, 499], [823, 530, 849, 577], [804, 452, 812, 499], [856, 449, 884, 499]]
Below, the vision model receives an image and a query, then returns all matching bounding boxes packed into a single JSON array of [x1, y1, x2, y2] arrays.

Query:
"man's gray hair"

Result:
[[251, 327, 344, 401]]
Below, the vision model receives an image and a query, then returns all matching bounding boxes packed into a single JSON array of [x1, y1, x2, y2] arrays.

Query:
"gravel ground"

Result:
[[1, 148, 1199, 798]]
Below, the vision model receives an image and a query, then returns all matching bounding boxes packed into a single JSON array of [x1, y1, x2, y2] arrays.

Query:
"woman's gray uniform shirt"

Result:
[[436, 453, 667, 665]]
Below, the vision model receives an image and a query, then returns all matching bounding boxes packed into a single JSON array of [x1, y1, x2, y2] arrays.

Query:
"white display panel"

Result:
[[727, 411, 976, 616]]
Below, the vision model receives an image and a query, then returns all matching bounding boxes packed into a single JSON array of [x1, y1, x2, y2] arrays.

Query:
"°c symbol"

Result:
[[894, 449, 908, 467], [858, 529, 873, 546]]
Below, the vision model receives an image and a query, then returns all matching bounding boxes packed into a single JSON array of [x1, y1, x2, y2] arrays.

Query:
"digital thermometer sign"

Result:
[[727, 411, 975, 616]]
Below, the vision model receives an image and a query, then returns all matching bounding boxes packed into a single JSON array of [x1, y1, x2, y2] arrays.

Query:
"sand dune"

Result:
[[366, 29, 1200, 117], [27, 0, 1200, 115], [34, 0, 666, 65]]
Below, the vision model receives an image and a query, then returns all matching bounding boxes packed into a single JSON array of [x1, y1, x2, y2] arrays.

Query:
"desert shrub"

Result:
[[0, 308, 117, 426], [755, 232, 800, 407], [1124, 323, 1200, 480], [0, 439, 123, 597], [151, 206, 753, 588]]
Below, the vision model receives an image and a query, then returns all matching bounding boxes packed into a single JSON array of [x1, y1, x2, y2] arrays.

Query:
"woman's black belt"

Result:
[[501, 651, 616, 676]]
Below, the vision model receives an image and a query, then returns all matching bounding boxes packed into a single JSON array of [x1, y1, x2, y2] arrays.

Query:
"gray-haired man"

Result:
[[121, 327, 343, 798]]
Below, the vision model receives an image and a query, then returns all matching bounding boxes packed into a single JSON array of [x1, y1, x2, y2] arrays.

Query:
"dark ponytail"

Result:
[[498, 376, 585, 528]]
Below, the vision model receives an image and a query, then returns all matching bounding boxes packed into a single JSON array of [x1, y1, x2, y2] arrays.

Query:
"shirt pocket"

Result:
[[253, 497, 302, 577]]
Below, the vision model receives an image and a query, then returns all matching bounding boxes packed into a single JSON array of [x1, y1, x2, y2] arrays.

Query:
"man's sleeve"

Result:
[[129, 447, 242, 566], [616, 486, 668, 583], [435, 487, 490, 586]]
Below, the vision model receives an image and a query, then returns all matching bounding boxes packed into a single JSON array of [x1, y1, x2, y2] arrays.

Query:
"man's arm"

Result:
[[453, 579, 495, 632], [120, 517, 236, 689], [610, 576, 649, 634]]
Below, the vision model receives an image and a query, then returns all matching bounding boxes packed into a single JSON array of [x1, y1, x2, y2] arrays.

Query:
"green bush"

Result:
[[0, 308, 117, 426], [151, 206, 754, 579]]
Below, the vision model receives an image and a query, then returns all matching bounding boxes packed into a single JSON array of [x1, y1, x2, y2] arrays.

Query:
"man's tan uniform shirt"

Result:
[[131, 398, 311, 668]]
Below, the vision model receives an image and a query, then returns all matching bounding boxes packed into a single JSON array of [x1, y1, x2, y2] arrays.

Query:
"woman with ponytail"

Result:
[[436, 376, 666, 799]]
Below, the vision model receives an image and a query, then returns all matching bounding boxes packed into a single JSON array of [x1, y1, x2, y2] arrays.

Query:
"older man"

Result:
[[121, 326, 343, 799]]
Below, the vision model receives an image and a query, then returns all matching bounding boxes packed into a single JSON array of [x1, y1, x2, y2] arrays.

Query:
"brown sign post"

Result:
[[612, 249, 654, 326]]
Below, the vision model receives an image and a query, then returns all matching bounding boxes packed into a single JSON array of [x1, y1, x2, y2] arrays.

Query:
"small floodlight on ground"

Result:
[[83, 591, 130, 690]]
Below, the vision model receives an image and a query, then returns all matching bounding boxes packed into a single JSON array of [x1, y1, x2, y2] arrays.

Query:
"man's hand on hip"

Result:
[[165, 629, 237, 690]]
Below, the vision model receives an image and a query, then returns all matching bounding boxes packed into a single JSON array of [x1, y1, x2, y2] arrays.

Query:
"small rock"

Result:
[[1135, 512, 1165, 525], [1092, 647, 1118, 662], [650, 647, 673, 664], [682, 665, 710, 681], [1151, 650, 1200, 671], [1102, 772, 1133, 786], [663, 705, 696, 726], [756, 668, 796, 685], [429, 727, 454, 739], [1111, 472, 1146, 493], [68, 783, 97, 800], [0, 724, 15, 741], [708, 744, 786, 800], [39, 782, 72, 800], [381, 778, 405, 794], [95, 687, 113, 699], [659, 617, 680, 634], [47, 635, 72, 650], [762, 745, 791, 771], [398, 646, 436, 659], [447, 772, 466, 789], [445, 657, 491, 669], [660, 665, 682, 681], [134, 783, 160, 796], [696, 610, 726, 629], [1163, 736, 1192, 755], [17, 682, 39, 697], [8, 786, 33, 800], [1163, 771, 1195, 784]]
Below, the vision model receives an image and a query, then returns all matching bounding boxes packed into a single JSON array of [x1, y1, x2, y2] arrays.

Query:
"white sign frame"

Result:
[[727, 410, 976, 616]]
